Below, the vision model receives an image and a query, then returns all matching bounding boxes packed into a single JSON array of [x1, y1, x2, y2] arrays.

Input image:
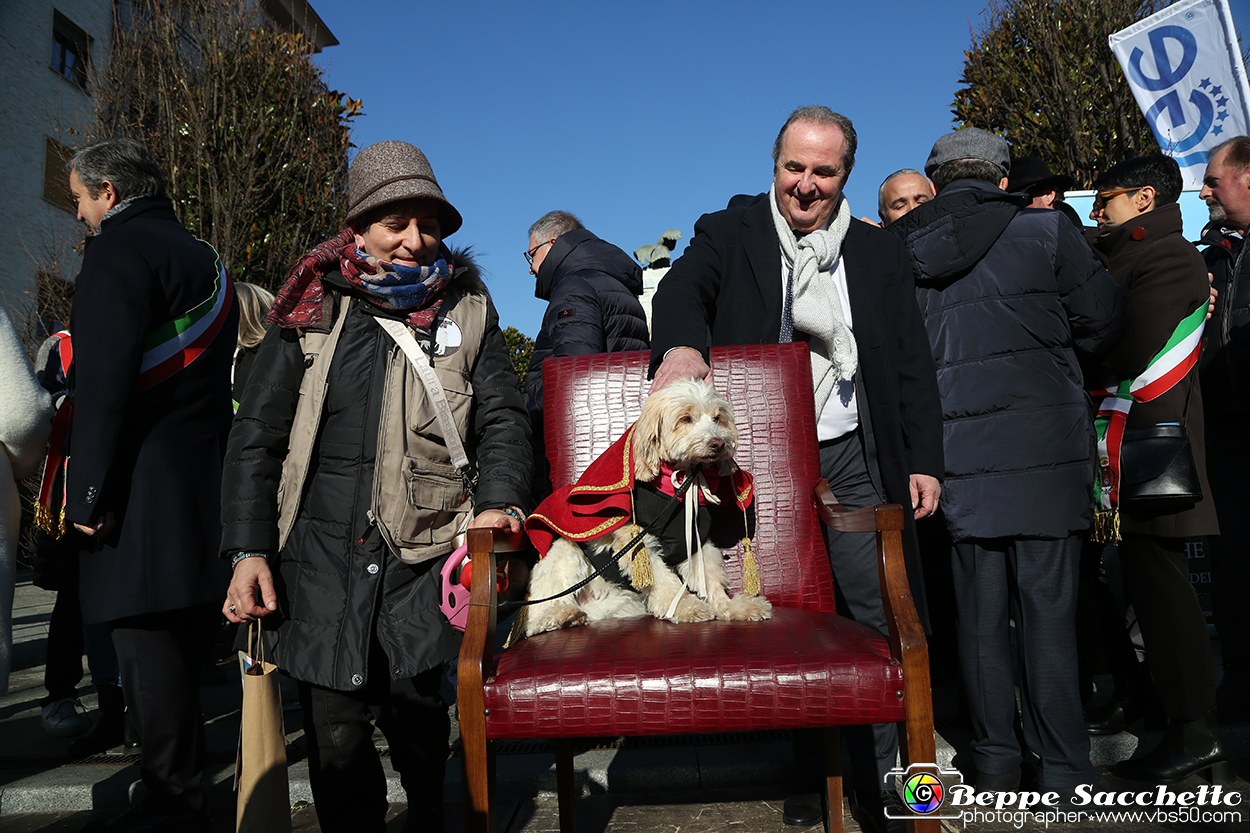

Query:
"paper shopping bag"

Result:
[[235, 620, 291, 833]]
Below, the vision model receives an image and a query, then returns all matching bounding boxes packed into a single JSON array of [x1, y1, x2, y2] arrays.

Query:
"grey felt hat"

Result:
[[346, 141, 463, 236], [925, 127, 1010, 178]]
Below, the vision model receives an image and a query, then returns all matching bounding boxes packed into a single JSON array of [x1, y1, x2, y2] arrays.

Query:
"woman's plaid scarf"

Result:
[[268, 228, 452, 330]]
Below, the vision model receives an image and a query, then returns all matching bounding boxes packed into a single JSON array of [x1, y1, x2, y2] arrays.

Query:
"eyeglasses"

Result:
[[524, 239, 553, 266], [1092, 187, 1141, 209]]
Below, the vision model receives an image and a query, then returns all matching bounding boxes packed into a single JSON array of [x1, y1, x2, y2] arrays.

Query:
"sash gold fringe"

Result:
[[1093, 509, 1121, 545], [32, 501, 66, 540]]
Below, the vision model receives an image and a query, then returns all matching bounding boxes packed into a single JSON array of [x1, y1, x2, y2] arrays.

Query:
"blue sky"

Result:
[[310, 0, 1250, 338]]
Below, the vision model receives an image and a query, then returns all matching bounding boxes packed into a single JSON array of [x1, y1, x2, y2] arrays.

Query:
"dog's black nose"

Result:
[[707, 438, 724, 453]]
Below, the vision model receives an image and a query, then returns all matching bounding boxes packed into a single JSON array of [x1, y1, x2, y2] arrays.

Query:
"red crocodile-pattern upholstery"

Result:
[[482, 344, 905, 741], [541, 344, 835, 612], [483, 608, 905, 739]]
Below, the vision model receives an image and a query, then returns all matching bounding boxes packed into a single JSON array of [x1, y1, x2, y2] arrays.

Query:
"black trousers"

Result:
[[1119, 534, 1216, 720], [950, 535, 1091, 791], [794, 428, 897, 793], [1206, 453, 1250, 686], [109, 604, 215, 813], [298, 646, 449, 833]]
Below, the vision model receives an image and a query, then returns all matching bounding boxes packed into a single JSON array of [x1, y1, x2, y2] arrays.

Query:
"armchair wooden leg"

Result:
[[460, 727, 495, 833], [822, 727, 844, 833], [555, 738, 577, 833]]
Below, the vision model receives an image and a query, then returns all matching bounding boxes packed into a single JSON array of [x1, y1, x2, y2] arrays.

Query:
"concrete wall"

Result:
[[0, 0, 113, 324]]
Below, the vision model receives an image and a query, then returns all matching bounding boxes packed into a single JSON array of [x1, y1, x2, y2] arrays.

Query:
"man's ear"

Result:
[[98, 179, 119, 211], [998, 176, 1010, 190]]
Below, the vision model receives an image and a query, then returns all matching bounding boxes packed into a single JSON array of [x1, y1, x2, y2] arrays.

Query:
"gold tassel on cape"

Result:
[[740, 536, 760, 597], [1092, 509, 1121, 545], [625, 522, 653, 589]]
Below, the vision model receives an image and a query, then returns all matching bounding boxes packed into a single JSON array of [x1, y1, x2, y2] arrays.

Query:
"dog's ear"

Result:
[[632, 395, 665, 482]]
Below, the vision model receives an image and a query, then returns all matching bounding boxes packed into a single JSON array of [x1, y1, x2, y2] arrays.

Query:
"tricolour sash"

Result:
[[34, 243, 234, 536], [1091, 302, 1205, 543]]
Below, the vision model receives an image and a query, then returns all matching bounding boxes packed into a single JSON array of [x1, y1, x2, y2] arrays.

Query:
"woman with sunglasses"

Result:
[[1087, 154, 1228, 785]]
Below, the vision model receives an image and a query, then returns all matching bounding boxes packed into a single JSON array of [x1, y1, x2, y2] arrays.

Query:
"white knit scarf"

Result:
[[768, 184, 856, 415]]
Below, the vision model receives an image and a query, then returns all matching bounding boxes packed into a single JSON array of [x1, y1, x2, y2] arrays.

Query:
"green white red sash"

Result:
[[33, 332, 73, 538], [1091, 302, 1205, 543], [35, 243, 233, 535], [136, 243, 234, 391]]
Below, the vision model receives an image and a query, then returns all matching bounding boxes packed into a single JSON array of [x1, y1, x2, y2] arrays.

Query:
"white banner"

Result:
[[1110, 0, 1250, 187]]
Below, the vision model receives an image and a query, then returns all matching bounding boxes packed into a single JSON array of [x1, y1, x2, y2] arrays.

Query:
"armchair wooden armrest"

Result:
[[814, 480, 939, 833], [459, 528, 499, 833]]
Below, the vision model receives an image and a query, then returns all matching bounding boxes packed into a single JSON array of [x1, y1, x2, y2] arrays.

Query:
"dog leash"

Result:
[[496, 471, 699, 615]]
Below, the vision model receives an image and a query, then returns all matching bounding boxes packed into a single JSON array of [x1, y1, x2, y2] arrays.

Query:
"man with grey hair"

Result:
[[888, 126, 1123, 799], [66, 137, 237, 832], [649, 105, 944, 833], [525, 209, 648, 497], [877, 168, 935, 226]]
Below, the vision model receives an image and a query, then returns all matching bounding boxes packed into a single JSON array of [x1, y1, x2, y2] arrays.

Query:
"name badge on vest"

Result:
[[420, 317, 464, 358]]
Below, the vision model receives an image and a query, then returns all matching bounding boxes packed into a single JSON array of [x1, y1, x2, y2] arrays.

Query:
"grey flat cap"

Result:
[[925, 127, 1010, 178], [347, 141, 463, 236]]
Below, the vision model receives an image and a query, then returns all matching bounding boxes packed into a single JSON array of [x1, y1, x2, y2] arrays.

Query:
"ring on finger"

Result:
[[229, 605, 236, 613]]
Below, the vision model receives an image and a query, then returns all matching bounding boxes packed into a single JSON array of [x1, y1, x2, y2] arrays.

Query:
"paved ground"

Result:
[[3, 569, 1250, 832]]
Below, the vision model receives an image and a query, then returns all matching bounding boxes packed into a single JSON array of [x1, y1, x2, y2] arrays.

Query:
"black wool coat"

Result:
[[66, 196, 237, 624], [648, 194, 944, 623]]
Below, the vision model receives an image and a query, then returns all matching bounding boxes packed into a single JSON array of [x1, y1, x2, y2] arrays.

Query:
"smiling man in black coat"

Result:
[[66, 138, 236, 833], [649, 106, 944, 833]]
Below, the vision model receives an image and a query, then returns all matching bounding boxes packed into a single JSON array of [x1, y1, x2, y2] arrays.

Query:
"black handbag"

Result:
[[1119, 423, 1201, 503], [1118, 371, 1202, 504]]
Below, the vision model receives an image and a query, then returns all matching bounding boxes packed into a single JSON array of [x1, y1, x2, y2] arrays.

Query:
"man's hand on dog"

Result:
[[909, 473, 941, 520], [650, 347, 712, 393]]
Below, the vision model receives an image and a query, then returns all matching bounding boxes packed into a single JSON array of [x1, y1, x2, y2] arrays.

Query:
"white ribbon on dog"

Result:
[[664, 469, 721, 620]]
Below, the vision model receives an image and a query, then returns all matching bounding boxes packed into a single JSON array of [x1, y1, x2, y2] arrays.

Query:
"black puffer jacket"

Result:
[[889, 180, 1124, 541], [1198, 223, 1249, 449], [220, 257, 530, 691], [523, 229, 649, 419]]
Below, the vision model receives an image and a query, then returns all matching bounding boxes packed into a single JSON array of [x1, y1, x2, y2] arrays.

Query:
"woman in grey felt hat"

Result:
[[219, 141, 532, 832]]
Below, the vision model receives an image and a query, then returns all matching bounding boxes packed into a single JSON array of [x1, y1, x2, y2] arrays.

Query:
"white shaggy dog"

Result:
[[523, 379, 772, 637]]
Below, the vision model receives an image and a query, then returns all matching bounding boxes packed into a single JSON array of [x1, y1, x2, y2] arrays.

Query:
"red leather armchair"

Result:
[[458, 344, 937, 832]]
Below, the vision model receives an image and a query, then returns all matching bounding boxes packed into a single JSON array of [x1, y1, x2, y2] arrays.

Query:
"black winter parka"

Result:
[[220, 261, 530, 691], [889, 180, 1124, 542], [523, 229, 650, 421], [1198, 223, 1250, 449]]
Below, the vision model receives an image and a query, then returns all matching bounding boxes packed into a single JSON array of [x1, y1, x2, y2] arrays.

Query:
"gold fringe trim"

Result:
[[32, 502, 66, 540], [1092, 509, 1121, 545]]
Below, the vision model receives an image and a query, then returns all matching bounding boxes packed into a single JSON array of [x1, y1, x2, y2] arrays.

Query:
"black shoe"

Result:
[[849, 789, 907, 833], [974, 768, 1021, 792], [123, 707, 141, 750], [80, 803, 211, 832], [1113, 711, 1235, 784], [782, 793, 823, 828], [68, 684, 126, 758], [1084, 700, 1128, 735]]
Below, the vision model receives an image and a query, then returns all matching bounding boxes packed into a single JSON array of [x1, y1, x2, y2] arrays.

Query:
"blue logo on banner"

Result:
[[1128, 23, 1230, 166]]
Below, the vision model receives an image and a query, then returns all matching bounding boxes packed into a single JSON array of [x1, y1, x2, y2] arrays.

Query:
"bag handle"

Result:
[[374, 318, 472, 490], [248, 619, 265, 665]]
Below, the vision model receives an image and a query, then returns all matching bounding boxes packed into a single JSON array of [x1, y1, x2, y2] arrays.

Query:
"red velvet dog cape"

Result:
[[525, 423, 758, 593]]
